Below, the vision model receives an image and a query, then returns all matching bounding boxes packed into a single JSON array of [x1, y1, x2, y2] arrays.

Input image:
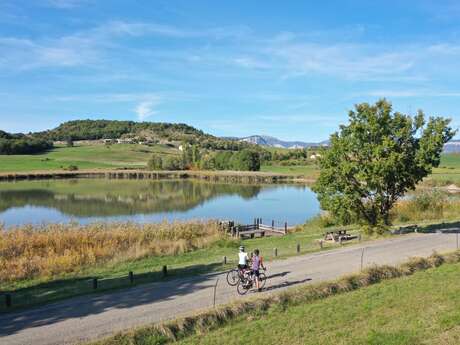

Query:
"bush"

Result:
[[148, 155, 163, 170]]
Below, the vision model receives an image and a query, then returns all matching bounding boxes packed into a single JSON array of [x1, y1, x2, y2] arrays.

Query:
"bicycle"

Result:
[[236, 269, 267, 295], [226, 266, 249, 286]]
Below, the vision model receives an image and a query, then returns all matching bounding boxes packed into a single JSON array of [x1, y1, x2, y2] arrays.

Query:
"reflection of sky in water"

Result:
[[0, 183, 320, 227]]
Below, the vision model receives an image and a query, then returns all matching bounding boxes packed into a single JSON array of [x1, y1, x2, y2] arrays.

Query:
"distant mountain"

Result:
[[227, 135, 328, 149], [443, 140, 460, 153]]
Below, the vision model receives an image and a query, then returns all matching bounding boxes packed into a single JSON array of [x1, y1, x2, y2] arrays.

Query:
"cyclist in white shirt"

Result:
[[238, 245, 249, 270]]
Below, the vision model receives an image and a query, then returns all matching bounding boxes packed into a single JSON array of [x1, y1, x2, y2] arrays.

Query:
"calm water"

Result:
[[0, 178, 320, 227]]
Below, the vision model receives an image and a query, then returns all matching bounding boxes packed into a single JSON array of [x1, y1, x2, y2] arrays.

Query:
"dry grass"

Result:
[[392, 191, 460, 223], [0, 221, 223, 282], [93, 250, 460, 345]]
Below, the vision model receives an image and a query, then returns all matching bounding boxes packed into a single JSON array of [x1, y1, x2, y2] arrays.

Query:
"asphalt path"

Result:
[[1, 233, 458, 345]]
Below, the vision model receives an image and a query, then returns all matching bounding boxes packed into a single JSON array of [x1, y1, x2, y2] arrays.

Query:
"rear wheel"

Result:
[[226, 269, 239, 286], [237, 278, 251, 295]]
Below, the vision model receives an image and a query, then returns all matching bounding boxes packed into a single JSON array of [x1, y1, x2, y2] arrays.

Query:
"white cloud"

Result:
[[135, 98, 161, 121]]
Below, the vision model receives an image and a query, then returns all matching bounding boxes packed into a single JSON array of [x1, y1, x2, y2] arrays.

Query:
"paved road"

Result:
[[1, 233, 458, 345]]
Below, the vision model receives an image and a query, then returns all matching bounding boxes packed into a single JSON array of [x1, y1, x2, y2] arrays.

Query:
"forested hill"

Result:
[[32, 119, 248, 150], [34, 120, 209, 141]]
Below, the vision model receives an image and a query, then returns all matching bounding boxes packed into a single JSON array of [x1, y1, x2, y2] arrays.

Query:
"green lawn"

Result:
[[0, 144, 178, 172], [179, 261, 460, 345], [260, 164, 319, 178]]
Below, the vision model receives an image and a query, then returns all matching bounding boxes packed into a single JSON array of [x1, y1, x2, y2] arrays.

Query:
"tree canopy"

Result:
[[312, 99, 455, 230]]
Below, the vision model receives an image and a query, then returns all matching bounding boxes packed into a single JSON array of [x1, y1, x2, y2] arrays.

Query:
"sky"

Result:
[[0, 0, 460, 142]]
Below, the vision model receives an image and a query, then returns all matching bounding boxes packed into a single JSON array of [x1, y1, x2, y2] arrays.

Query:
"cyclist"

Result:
[[238, 245, 249, 271], [251, 249, 266, 291]]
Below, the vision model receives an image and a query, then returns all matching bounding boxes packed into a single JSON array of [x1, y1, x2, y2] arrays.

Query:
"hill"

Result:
[[32, 120, 247, 151]]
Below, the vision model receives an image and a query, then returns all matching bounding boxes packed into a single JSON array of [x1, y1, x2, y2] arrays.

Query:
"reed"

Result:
[[0, 220, 223, 283], [392, 191, 460, 223]]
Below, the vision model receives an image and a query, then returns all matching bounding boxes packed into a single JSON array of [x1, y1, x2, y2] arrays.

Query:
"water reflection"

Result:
[[0, 179, 320, 227]]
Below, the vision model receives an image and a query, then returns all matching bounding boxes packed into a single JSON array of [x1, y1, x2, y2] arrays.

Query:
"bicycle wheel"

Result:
[[237, 278, 251, 295], [226, 269, 239, 286], [258, 272, 267, 290]]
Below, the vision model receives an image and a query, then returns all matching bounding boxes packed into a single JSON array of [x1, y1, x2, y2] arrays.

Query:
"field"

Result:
[[427, 154, 460, 185], [178, 261, 460, 345], [0, 143, 178, 172], [260, 164, 319, 178]]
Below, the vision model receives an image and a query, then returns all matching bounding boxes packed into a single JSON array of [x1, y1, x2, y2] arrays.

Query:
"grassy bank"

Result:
[[93, 252, 460, 345]]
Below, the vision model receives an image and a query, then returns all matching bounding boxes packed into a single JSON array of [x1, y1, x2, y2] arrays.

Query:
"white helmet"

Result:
[[239, 245, 245, 252]]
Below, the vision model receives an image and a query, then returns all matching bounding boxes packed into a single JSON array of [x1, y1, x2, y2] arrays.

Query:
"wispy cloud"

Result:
[[135, 99, 160, 121]]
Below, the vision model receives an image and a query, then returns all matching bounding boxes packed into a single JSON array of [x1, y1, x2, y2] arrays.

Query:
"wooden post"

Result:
[[129, 271, 134, 284], [320, 240, 323, 249], [162, 265, 168, 277], [272, 220, 274, 229], [273, 248, 278, 257], [254, 218, 257, 226], [92, 278, 98, 289], [5, 294, 11, 308], [457, 232, 459, 249], [260, 218, 263, 225], [296, 243, 300, 253], [358, 234, 362, 242], [284, 222, 288, 234], [223, 256, 227, 264]]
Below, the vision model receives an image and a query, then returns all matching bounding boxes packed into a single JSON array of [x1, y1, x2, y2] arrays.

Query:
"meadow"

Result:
[[0, 143, 178, 172]]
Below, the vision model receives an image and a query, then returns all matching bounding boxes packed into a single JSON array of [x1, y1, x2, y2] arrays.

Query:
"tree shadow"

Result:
[[0, 262, 223, 336]]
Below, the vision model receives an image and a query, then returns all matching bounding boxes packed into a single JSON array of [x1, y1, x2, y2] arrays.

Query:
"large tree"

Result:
[[313, 99, 455, 229]]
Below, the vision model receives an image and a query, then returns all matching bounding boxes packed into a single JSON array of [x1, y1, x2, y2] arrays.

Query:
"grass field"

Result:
[[0, 144, 178, 172], [260, 164, 319, 178], [178, 261, 460, 345]]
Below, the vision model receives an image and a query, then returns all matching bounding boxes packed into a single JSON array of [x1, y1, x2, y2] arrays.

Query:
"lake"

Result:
[[0, 178, 320, 227]]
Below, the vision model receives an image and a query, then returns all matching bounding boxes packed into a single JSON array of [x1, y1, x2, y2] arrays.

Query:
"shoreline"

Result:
[[0, 169, 316, 184]]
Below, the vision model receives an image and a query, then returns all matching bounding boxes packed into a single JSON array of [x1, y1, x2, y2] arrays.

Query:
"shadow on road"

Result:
[[263, 277, 312, 292], [266, 271, 290, 279], [0, 262, 222, 336]]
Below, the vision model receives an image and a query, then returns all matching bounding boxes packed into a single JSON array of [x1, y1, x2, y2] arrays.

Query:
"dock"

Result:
[[221, 218, 294, 239]]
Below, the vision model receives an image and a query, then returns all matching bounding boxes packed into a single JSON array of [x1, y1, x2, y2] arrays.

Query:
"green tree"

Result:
[[312, 99, 455, 230], [147, 154, 163, 170], [162, 156, 185, 170], [231, 149, 261, 171]]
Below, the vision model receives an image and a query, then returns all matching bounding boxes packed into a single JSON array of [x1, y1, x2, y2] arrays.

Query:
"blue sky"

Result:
[[0, 0, 460, 141]]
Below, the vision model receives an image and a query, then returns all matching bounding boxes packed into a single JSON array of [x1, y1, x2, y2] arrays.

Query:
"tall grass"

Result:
[[392, 191, 460, 223], [0, 221, 223, 283]]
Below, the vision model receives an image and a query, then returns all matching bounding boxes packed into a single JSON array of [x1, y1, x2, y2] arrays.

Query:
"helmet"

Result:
[[239, 245, 245, 252]]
